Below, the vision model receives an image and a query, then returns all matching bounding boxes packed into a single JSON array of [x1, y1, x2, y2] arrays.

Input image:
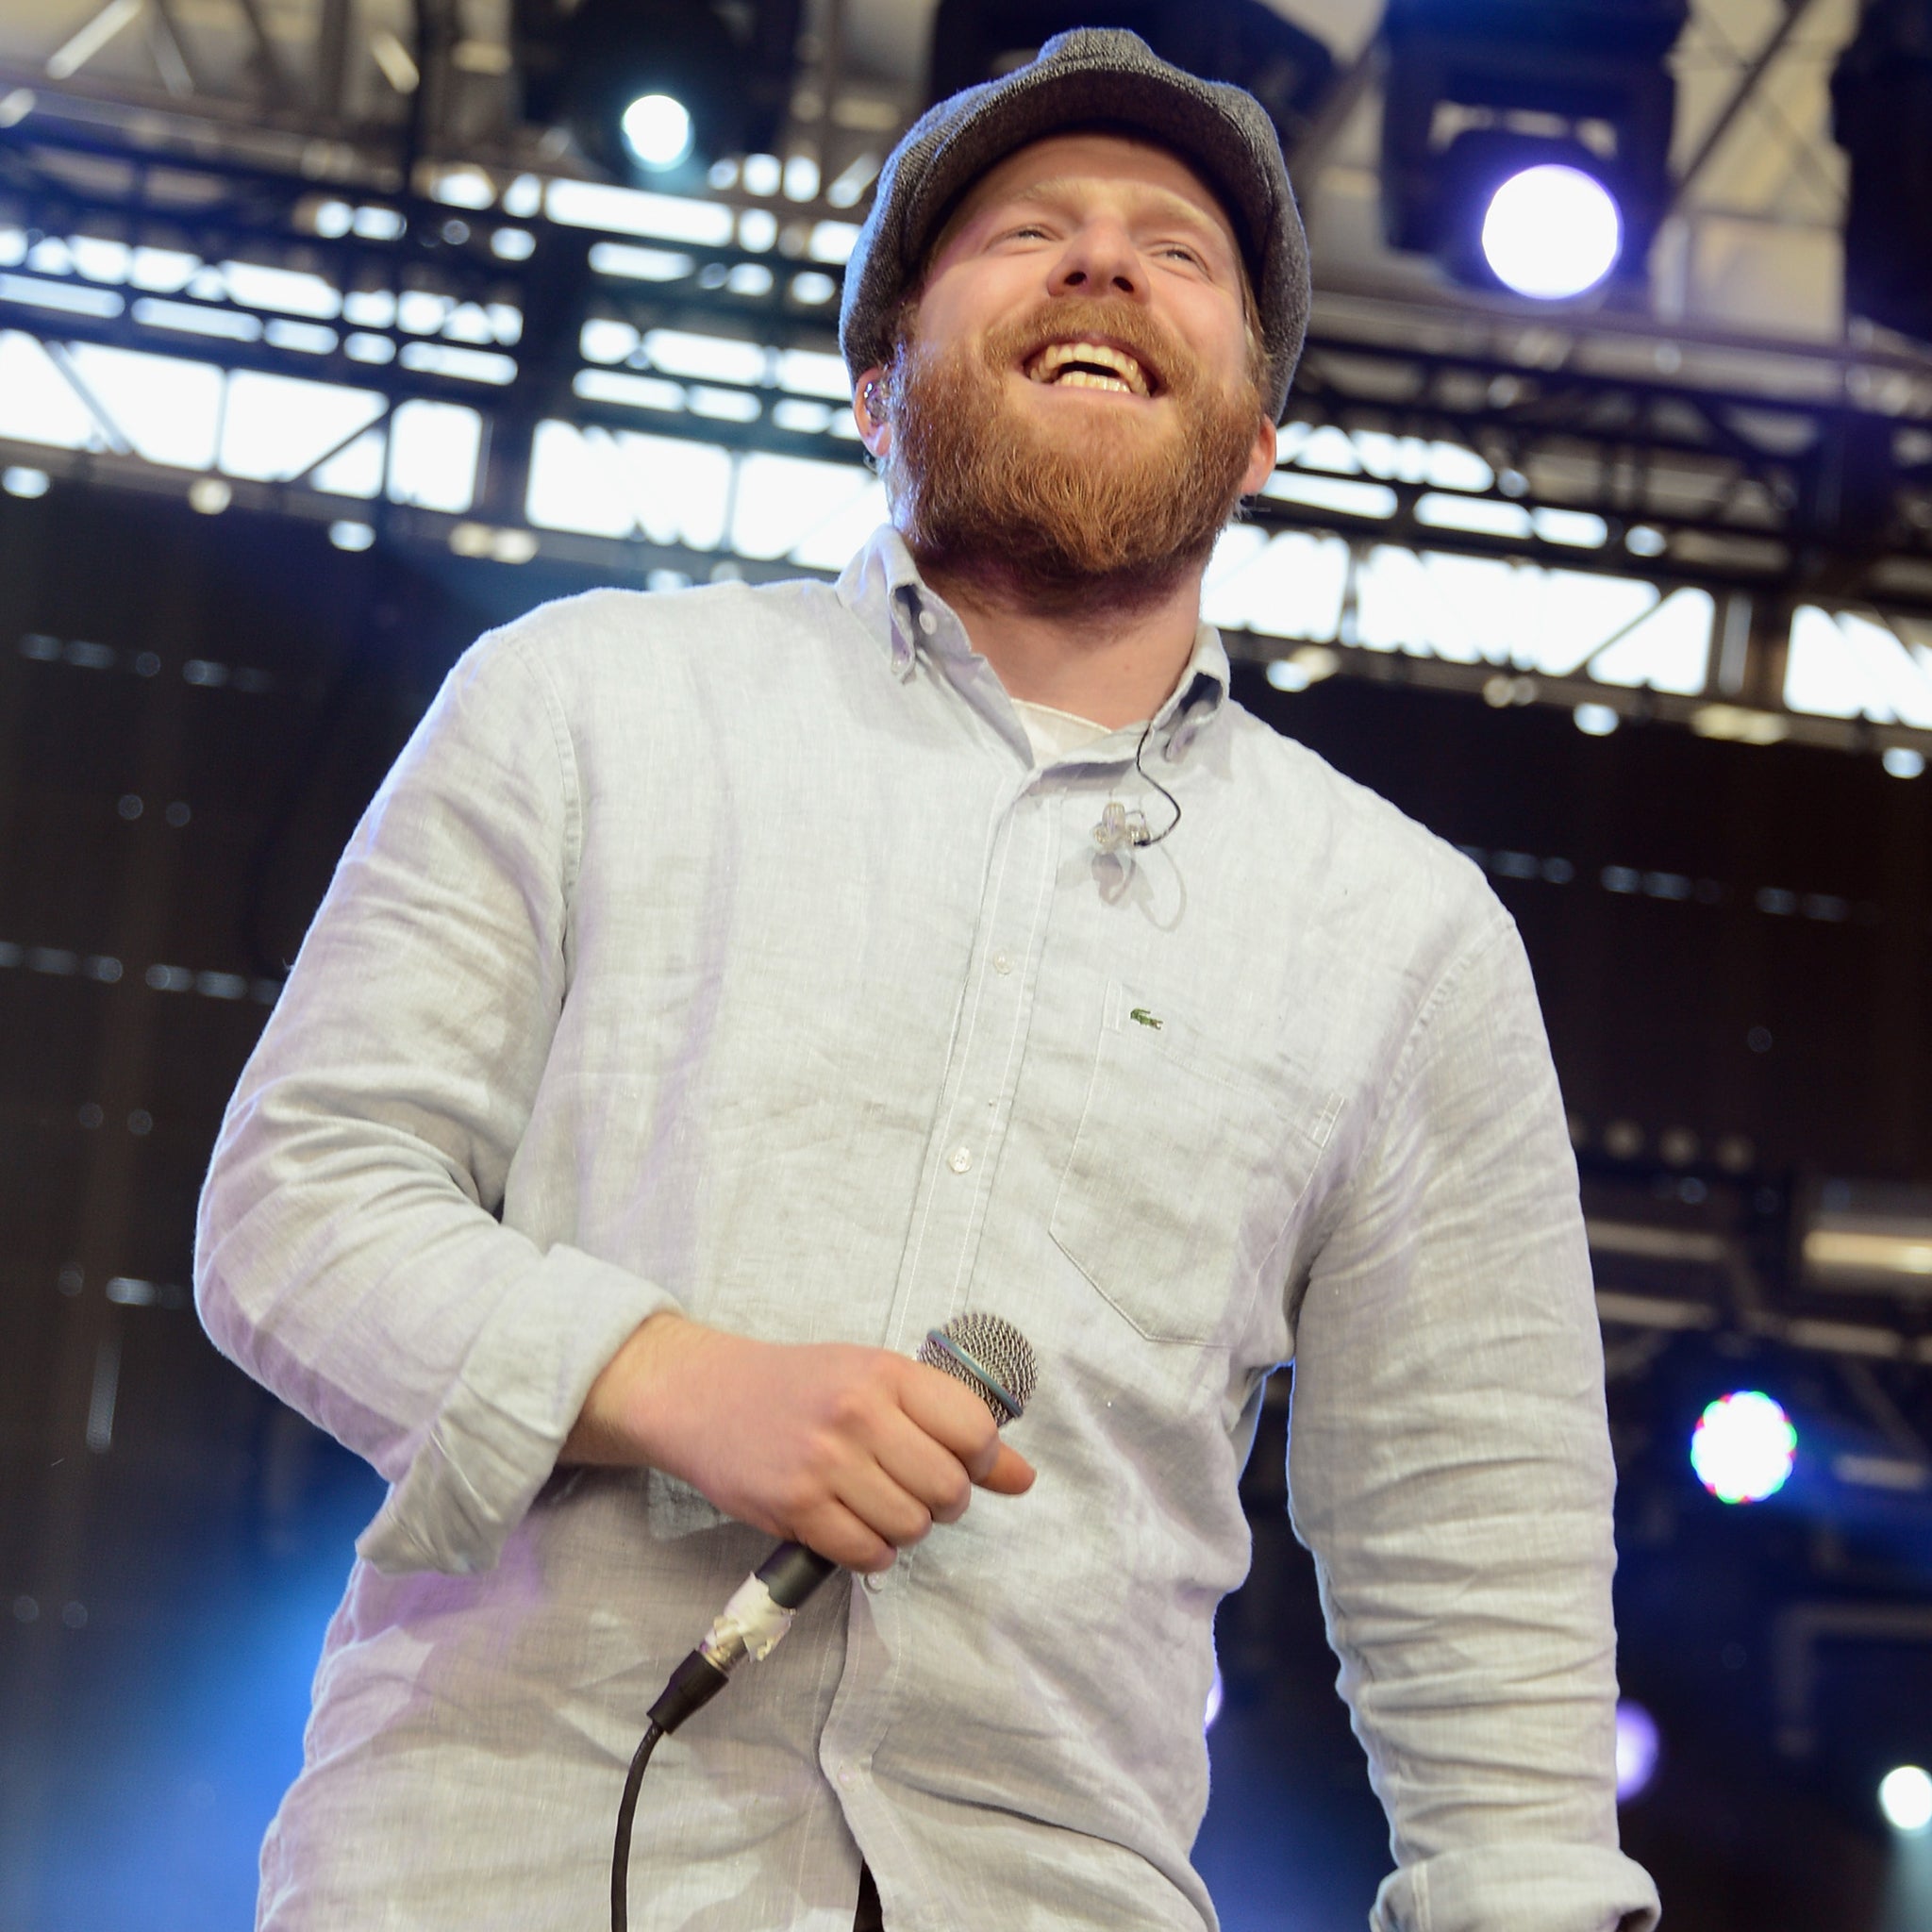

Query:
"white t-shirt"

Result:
[[1009, 696, 1119, 764]]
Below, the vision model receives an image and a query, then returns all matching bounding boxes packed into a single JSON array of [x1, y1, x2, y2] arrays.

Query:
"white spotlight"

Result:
[[1882, 1766, 1932, 1834], [1481, 164, 1623, 300], [621, 92, 693, 172], [1690, 1391, 1796, 1505]]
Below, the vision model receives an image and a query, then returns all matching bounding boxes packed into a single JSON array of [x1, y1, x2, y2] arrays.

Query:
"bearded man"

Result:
[[196, 28, 1660, 1932]]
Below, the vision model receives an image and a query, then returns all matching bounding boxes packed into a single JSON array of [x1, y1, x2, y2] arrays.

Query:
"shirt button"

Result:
[[992, 951, 1012, 974], [837, 1764, 858, 1789], [918, 609, 937, 635], [947, 1146, 973, 1174], [862, 1570, 886, 1594]]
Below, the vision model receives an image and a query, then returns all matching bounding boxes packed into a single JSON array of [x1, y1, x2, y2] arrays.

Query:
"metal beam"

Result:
[[1283, 39, 1382, 195], [1670, 0, 1825, 216], [230, 0, 294, 108], [315, 0, 354, 124], [42, 341, 132, 454], [1675, 0, 1848, 223], [144, 0, 197, 99], [1774, 1602, 1932, 1757], [44, 0, 147, 82]]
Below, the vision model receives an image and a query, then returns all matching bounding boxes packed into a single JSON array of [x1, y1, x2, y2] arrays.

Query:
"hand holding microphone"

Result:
[[646, 1313, 1038, 1734], [604, 1313, 1039, 1932], [564, 1309, 1037, 1572]]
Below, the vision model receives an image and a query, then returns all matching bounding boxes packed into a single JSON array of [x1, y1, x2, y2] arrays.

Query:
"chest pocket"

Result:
[[1049, 980, 1331, 1347]]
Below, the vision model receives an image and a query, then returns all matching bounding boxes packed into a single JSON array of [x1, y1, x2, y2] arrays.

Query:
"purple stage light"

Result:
[[1615, 1701, 1660, 1802]]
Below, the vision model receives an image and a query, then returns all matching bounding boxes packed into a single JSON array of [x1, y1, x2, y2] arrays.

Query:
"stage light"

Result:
[[513, 0, 799, 185], [1690, 1391, 1796, 1505], [1614, 1701, 1659, 1801], [1881, 1766, 1932, 1834], [1479, 164, 1622, 299], [620, 92, 694, 172], [1379, 0, 1686, 297]]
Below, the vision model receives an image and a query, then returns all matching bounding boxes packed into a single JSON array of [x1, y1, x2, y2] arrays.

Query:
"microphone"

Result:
[[643, 1311, 1038, 1736]]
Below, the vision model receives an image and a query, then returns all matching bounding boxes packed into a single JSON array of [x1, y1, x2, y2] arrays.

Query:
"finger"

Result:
[[868, 1407, 976, 1524], [900, 1361, 1004, 1464], [833, 1456, 940, 1552], [977, 1444, 1036, 1496], [796, 1497, 896, 1574]]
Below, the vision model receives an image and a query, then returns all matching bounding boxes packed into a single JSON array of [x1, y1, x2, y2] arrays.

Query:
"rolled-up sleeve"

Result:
[[194, 624, 680, 1578], [1287, 915, 1660, 1932]]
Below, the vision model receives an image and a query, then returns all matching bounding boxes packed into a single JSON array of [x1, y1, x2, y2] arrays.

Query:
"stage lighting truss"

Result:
[[1378, 0, 1689, 299], [1801, 1180, 1932, 1296], [5, 71, 1932, 777]]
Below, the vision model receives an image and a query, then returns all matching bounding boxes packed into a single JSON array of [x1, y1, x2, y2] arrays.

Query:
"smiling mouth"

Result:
[[1022, 340, 1157, 397]]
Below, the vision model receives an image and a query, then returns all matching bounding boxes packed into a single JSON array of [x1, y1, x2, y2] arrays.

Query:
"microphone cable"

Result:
[[608, 1313, 1037, 1932], [1129, 713, 1182, 847], [609, 1724, 662, 1932]]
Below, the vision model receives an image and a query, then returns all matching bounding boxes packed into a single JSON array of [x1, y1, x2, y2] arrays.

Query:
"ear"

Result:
[[1240, 414, 1277, 496], [854, 365, 892, 458]]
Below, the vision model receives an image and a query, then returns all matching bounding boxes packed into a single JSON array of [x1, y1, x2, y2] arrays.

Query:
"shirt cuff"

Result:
[[1371, 1840, 1661, 1932], [356, 1243, 683, 1576]]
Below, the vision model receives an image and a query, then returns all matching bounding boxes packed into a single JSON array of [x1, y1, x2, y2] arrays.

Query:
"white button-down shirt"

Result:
[[196, 526, 1659, 1932]]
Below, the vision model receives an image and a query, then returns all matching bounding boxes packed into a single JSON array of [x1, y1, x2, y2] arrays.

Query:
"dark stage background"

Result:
[[4, 483, 1931, 1929]]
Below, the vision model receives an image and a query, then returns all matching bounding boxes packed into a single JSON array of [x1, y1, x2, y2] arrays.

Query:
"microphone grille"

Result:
[[918, 1311, 1037, 1427]]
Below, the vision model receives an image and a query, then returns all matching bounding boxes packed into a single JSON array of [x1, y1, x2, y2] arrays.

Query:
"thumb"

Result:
[[974, 1442, 1036, 1496]]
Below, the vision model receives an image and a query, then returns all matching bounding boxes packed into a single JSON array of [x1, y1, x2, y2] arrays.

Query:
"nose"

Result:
[[1049, 217, 1147, 304]]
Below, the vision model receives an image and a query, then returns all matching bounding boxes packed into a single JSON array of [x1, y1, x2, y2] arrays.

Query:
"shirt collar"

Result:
[[836, 524, 1231, 758]]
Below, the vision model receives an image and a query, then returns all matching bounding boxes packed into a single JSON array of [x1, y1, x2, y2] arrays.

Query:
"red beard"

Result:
[[880, 295, 1265, 601]]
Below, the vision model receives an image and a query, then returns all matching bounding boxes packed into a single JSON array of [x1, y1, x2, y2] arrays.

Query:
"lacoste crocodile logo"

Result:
[[1129, 1008, 1163, 1030]]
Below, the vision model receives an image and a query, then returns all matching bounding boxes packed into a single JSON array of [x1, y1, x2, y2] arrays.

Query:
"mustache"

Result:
[[968, 297, 1203, 397]]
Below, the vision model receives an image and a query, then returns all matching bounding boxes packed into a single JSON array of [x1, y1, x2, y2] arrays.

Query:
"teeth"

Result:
[[1055, 370, 1132, 391], [1026, 340, 1150, 394]]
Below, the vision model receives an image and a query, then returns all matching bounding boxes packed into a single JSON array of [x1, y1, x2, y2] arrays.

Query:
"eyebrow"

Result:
[[984, 176, 1239, 263]]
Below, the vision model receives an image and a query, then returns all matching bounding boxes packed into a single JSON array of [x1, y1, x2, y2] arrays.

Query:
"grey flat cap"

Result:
[[839, 26, 1310, 421]]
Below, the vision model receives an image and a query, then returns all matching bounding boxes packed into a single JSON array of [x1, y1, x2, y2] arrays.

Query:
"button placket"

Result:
[[928, 794, 1060, 1303], [819, 794, 1058, 1808]]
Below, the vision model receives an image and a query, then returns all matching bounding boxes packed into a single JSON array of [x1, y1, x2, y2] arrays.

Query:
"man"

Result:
[[196, 28, 1660, 1932]]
